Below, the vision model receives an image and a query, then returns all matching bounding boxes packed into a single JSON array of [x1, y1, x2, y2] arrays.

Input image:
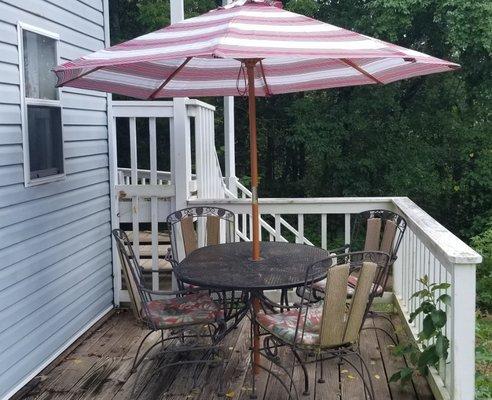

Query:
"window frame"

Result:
[[18, 22, 65, 187]]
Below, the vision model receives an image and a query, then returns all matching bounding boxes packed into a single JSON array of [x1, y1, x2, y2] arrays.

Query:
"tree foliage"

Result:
[[110, 0, 491, 242]]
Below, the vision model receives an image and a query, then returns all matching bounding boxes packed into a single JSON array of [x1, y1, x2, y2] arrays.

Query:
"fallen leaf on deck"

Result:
[[347, 374, 355, 379], [374, 374, 381, 380], [341, 369, 348, 374], [225, 389, 235, 398]]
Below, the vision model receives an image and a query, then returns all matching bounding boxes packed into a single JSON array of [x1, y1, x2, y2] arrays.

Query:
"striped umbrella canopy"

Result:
[[54, 0, 459, 262]]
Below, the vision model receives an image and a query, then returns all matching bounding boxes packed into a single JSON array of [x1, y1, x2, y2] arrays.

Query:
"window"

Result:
[[18, 23, 64, 186]]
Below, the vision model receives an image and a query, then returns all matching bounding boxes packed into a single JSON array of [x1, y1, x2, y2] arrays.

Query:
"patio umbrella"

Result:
[[54, 0, 459, 262]]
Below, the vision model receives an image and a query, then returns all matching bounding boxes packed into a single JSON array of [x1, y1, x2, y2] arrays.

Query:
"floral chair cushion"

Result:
[[312, 275, 383, 297], [143, 293, 223, 329], [256, 307, 324, 346]]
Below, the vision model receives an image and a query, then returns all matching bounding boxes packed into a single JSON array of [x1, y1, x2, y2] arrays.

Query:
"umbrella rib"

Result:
[[54, 66, 103, 87], [148, 57, 192, 99], [259, 60, 272, 96], [340, 58, 383, 84]]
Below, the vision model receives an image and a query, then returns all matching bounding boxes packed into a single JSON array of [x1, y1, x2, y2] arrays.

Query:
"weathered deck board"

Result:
[[19, 310, 433, 400]]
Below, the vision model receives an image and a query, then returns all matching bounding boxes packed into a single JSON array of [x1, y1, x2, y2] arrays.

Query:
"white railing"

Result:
[[117, 167, 172, 186], [188, 195, 481, 400], [112, 99, 222, 300], [188, 104, 227, 200]]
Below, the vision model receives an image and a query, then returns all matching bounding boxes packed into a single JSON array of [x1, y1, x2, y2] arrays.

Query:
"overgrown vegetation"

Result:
[[390, 276, 450, 384]]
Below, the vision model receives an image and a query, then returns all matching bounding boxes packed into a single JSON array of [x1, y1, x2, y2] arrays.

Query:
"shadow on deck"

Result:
[[20, 310, 433, 400]]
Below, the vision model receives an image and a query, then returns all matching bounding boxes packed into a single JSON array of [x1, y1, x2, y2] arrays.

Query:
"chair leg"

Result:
[[363, 311, 399, 345], [318, 354, 325, 383], [341, 354, 375, 400], [291, 348, 310, 396], [131, 329, 156, 373]]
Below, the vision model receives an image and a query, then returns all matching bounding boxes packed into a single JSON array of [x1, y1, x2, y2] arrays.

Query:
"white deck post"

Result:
[[170, 0, 190, 290], [450, 263, 476, 399], [170, 0, 190, 211], [223, 0, 237, 196]]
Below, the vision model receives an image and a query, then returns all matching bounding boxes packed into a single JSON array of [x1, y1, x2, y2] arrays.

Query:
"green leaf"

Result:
[[389, 371, 401, 383], [418, 346, 440, 369], [431, 310, 447, 328], [437, 294, 451, 306], [409, 307, 422, 322], [435, 334, 450, 359], [420, 315, 435, 340], [431, 283, 451, 291], [419, 275, 429, 285], [421, 301, 436, 314], [400, 367, 414, 384]]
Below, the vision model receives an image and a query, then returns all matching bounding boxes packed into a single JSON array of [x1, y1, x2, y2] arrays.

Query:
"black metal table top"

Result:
[[176, 241, 331, 291]]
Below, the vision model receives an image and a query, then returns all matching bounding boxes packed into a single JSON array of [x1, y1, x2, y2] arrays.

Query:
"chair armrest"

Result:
[[257, 292, 302, 311], [328, 244, 350, 254]]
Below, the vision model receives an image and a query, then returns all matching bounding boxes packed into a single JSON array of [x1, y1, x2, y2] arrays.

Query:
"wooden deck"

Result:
[[20, 310, 433, 400]]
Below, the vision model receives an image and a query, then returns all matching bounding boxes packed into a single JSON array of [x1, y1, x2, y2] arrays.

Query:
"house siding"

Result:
[[0, 1, 113, 398]]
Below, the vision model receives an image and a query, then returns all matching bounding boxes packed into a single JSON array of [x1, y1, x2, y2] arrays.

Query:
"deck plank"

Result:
[[359, 323, 393, 400], [19, 310, 433, 400], [373, 315, 418, 400]]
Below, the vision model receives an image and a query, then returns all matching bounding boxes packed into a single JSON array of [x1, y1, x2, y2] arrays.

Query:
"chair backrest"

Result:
[[297, 251, 389, 349], [352, 209, 407, 261], [166, 207, 235, 263], [112, 229, 151, 322]]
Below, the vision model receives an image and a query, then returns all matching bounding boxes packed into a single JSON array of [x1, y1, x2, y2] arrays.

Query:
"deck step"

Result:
[[124, 230, 170, 244], [135, 245, 169, 257], [140, 258, 173, 272]]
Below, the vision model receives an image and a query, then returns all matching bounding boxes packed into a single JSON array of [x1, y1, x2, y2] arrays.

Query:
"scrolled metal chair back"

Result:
[[351, 210, 406, 290], [112, 229, 152, 323], [166, 206, 236, 264], [295, 251, 390, 349]]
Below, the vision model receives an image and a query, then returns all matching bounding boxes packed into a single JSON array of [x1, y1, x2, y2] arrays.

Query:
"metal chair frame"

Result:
[[299, 209, 406, 344], [255, 251, 391, 400], [112, 229, 227, 396], [166, 207, 250, 333]]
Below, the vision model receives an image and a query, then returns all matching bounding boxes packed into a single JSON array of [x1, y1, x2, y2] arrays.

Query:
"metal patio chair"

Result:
[[112, 229, 227, 395], [309, 209, 407, 342], [256, 251, 390, 400], [166, 206, 250, 333]]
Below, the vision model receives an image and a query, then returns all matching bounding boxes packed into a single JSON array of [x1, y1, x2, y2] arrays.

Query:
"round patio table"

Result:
[[176, 241, 331, 291], [175, 241, 331, 397]]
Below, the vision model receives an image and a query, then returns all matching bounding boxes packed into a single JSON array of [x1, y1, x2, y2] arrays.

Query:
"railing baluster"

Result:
[[296, 214, 304, 243], [321, 213, 327, 250], [275, 214, 281, 242], [344, 213, 350, 249], [149, 117, 159, 291], [129, 117, 139, 262]]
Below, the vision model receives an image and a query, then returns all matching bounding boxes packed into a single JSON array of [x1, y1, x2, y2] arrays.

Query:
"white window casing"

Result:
[[18, 22, 65, 187]]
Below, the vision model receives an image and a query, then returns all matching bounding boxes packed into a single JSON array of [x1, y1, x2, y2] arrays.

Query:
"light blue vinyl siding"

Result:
[[0, 1, 113, 398]]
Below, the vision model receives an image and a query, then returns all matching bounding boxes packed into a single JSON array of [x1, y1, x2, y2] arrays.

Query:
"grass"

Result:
[[476, 314, 492, 399]]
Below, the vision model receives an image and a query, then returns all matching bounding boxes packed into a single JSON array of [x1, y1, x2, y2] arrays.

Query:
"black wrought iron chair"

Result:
[[166, 206, 249, 333], [309, 209, 406, 342], [256, 251, 391, 400], [112, 229, 226, 395]]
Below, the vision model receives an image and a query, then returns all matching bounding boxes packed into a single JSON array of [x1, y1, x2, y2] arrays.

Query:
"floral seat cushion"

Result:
[[143, 293, 223, 329], [256, 307, 324, 346], [312, 275, 383, 297]]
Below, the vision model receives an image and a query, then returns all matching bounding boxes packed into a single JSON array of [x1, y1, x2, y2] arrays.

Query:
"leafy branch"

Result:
[[390, 275, 451, 384]]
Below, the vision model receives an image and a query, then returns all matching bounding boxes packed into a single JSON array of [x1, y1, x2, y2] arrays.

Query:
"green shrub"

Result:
[[471, 224, 492, 312]]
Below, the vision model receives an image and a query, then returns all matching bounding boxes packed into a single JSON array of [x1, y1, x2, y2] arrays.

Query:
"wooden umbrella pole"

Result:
[[246, 59, 262, 377], [246, 60, 260, 261]]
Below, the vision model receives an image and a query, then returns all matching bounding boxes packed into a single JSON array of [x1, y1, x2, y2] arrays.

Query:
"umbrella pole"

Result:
[[246, 60, 261, 378], [246, 60, 260, 261]]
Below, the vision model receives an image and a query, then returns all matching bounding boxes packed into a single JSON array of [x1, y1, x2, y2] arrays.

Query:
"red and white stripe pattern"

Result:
[[54, 0, 459, 98]]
